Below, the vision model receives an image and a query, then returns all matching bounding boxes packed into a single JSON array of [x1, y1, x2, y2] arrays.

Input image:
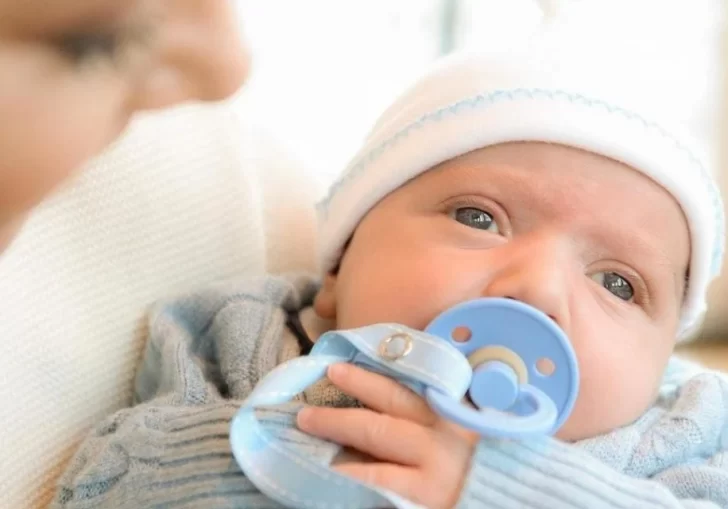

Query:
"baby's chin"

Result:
[[555, 423, 597, 443], [554, 418, 620, 442], [555, 405, 647, 443]]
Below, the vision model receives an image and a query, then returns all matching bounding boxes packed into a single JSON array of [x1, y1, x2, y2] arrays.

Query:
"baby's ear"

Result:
[[313, 273, 338, 320]]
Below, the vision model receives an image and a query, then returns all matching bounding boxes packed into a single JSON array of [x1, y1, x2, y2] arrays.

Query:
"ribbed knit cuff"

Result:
[[54, 402, 335, 509], [456, 437, 684, 509]]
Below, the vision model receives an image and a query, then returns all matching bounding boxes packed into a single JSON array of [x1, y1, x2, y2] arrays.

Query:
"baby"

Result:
[[54, 3, 728, 508]]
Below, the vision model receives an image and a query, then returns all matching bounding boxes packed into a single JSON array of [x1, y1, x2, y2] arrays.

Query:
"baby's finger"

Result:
[[297, 406, 431, 466], [327, 363, 437, 426]]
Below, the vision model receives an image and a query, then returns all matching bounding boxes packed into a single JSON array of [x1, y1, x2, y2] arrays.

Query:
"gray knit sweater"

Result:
[[52, 274, 728, 508]]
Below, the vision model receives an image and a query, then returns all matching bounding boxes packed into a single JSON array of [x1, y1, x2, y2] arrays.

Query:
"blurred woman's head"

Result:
[[0, 0, 250, 252]]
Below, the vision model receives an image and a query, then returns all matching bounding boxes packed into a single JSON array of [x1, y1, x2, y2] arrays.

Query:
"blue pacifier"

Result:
[[423, 298, 579, 438]]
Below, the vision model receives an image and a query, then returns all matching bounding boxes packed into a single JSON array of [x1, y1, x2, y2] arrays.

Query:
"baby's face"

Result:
[[0, 0, 249, 252], [315, 142, 690, 441]]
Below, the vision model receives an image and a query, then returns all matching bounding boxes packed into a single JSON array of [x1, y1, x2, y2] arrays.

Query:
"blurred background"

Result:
[[234, 0, 553, 181], [235, 0, 445, 180]]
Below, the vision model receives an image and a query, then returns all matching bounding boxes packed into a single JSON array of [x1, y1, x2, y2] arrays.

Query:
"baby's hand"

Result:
[[297, 363, 478, 509]]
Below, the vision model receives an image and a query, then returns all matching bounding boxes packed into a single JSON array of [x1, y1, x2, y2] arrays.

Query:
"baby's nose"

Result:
[[482, 237, 572, 331]]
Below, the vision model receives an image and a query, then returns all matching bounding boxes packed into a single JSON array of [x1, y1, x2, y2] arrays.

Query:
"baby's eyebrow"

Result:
[[590, 222, 670, 263], [634, 236, 675, 268], [606, 229, 687, 297]]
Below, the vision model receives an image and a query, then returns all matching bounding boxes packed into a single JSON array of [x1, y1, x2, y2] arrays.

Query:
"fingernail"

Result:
[[297, 407, 312, 427], [328, 363, 347, 378]]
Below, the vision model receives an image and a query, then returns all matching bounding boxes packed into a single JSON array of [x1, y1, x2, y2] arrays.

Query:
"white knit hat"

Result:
[[317, 0, 725, 338]]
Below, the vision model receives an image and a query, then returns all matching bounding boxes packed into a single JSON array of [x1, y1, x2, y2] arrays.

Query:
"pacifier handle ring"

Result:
[[424, 383, 558, 439]]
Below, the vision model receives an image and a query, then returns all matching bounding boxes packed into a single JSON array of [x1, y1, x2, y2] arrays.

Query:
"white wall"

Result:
[[235, 0, 444, 184], [704, 30, 728, 338]]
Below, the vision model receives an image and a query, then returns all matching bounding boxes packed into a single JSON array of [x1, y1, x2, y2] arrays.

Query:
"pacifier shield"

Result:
[[424, 298, 579, 434]]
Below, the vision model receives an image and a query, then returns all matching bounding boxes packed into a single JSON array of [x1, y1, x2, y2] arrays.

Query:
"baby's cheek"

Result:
[[337, 236, 458, 330], [559, 351, 661, 441]]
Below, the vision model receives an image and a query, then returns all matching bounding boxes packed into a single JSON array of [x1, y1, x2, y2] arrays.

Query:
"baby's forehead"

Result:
[[426, 143, 660, 196]]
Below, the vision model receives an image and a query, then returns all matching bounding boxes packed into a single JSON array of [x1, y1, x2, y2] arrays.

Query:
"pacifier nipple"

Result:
[[467, 346, 528, 411], [470, 361, 518, 410]]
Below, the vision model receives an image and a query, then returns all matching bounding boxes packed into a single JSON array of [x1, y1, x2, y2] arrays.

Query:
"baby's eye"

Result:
[[452, 207, 499, 233], [591, 271, 634, 301]]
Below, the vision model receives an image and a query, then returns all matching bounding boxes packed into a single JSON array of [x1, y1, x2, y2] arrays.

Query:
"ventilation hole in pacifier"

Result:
[[535, 357, 556, 377], [451, 326, 472, 343]]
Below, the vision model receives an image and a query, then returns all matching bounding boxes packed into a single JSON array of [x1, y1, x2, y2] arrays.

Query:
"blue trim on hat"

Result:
[[317, 88, 725, 275]]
